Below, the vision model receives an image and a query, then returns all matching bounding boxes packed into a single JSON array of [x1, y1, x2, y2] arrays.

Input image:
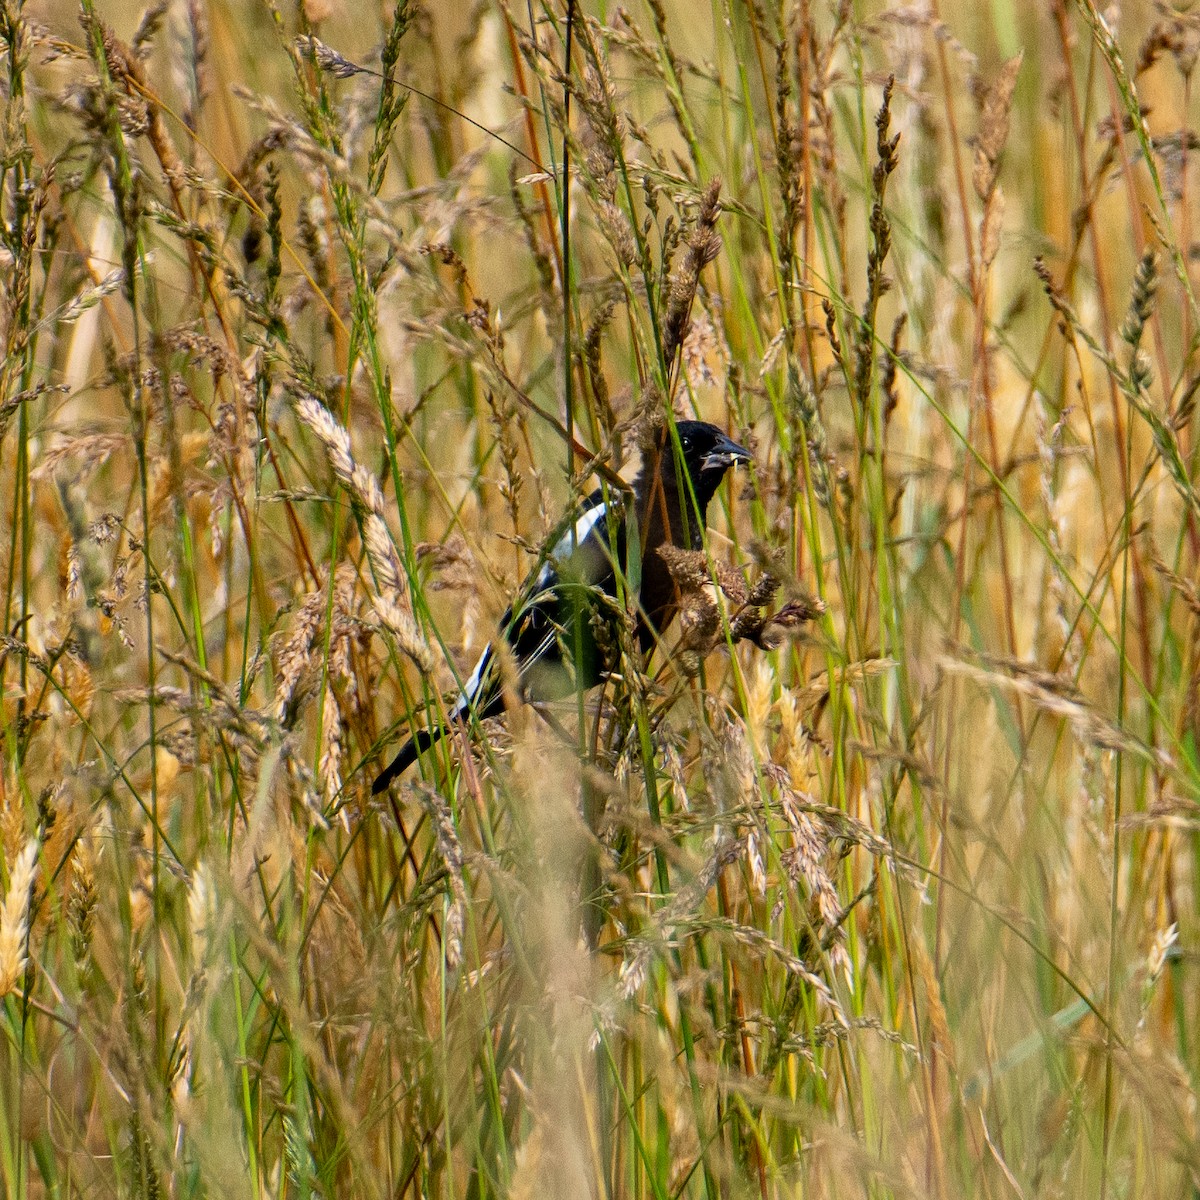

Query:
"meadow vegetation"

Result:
[[0, 0, 1198, 1195]]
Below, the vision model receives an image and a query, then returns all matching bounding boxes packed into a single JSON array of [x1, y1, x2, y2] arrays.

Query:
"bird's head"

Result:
[[641, 420, 751, 548], [664, 420, 752, 505]]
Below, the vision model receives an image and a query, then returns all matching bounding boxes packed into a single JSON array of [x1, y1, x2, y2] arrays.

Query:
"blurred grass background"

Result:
[[1, 0, 1199, 1195]]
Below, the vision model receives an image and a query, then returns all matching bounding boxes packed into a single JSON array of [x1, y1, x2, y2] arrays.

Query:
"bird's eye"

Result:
[[679, 436, 691, 453]]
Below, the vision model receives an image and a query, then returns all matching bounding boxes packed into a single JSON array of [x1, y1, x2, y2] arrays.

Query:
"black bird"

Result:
[[372, 420, 751, 793]]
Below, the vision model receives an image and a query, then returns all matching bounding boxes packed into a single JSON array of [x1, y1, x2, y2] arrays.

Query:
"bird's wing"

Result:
[[417, 489, 633, 736], [500, 486, 632, 695]]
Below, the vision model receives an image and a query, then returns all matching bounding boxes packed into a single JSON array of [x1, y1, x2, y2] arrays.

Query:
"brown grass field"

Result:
[[1, 0, 1199, 1195]]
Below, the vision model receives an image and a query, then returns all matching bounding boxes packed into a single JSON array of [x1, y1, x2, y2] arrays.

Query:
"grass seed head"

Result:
[[0, 839, 39, 998]]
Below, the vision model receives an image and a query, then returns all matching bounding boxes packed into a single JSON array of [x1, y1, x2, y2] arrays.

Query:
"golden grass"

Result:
[[0, 0, 1198, 1195]]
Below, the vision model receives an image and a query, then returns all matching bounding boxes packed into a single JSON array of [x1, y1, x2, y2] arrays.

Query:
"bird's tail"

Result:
[[371, 726, 441, 794], [371, 644, 504, 793]]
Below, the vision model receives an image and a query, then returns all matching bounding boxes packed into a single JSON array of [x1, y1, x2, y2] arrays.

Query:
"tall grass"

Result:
[[0, 0, 1198, 1195]]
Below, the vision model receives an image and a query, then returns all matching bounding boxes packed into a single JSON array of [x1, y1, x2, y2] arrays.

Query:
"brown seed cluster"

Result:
[[658, 544, 825, 676]]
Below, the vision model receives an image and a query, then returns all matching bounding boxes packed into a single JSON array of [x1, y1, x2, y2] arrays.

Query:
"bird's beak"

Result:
[[701, 432, 753, 472]]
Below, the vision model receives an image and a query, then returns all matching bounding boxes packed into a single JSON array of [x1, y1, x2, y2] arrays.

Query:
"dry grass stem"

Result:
[[0, 1, 1194, 1193]]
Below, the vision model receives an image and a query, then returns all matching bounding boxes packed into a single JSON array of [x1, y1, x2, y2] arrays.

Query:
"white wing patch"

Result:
[[529, 496, 612, 592], [450, 644, 493, 722], [549, 498, 610, 563]]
